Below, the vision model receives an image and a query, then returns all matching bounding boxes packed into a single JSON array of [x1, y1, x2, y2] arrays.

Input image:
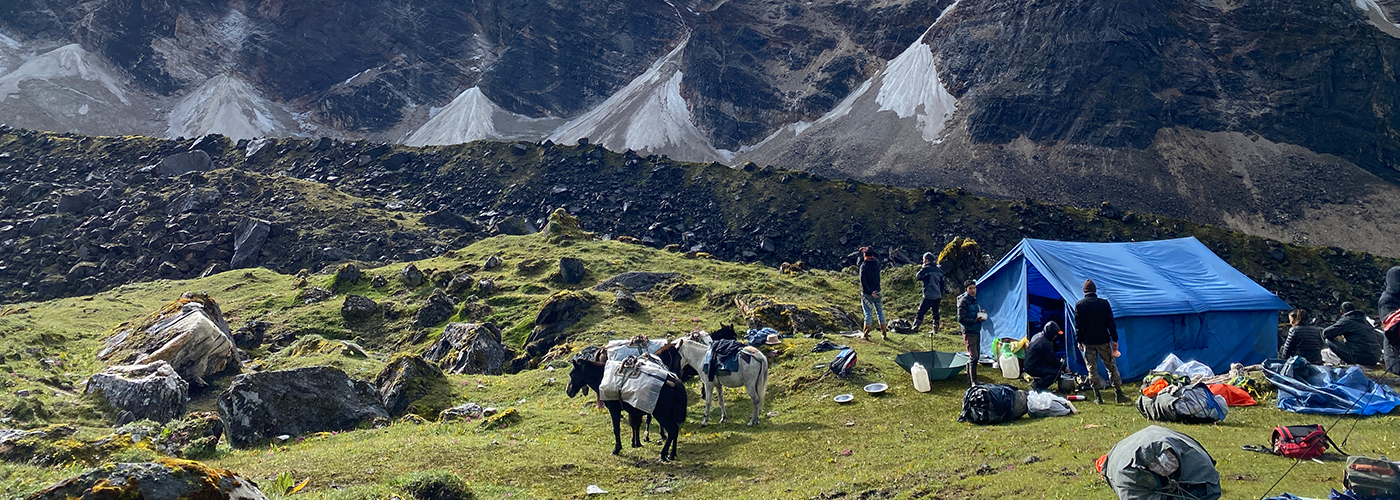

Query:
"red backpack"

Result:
[[1271, 425, 1344, 460]]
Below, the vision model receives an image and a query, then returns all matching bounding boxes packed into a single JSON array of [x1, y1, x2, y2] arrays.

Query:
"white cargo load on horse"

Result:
[[599, 355, 674, 414]]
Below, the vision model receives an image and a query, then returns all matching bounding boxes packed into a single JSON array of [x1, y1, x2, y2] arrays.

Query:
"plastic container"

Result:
[[999, 353, 1020, 379], [911, 363, 931, 393], [1066, 394, 1086, 401]]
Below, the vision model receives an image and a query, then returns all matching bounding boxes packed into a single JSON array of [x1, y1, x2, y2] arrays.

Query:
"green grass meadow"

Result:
[[0, 235, 1395, 499]]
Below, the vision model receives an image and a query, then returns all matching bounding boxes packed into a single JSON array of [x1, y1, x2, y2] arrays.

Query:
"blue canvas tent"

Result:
[[974, 237, 1290, 381]]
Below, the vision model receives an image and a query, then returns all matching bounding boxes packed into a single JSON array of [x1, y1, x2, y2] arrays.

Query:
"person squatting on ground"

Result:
[[858, 247, 888, 341], [913, 252, 945, 336], [1280, 308, 1325, 365], [1075, 279, 1128, 404], [957, 280, 986, 387], [1322, 302, 1382, 366], [1025, 321, 1066, 391]]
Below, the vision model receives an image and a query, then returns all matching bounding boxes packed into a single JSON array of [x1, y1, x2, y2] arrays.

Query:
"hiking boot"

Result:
[[1093, 388, 1104, 405], [1115, 388, 1130, 403]]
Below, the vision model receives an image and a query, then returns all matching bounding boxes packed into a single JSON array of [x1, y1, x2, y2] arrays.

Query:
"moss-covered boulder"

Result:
[[283, 335, 368, 358], [937, 237, 988, 294], [29, 458, 269, 500], [97, 292, 237, 384], [523, 290, 597, 361], [0, 425, 141, 466], [542, 208, 590, 242], [734, 295, 858, 335], [375, 354, 451, 417]]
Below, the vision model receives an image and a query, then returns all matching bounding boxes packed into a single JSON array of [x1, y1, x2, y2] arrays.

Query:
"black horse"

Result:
[[711, 323, 739, 341], [566, 348, 686, 461]]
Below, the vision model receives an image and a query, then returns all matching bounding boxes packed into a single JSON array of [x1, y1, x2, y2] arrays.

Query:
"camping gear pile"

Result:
[[1100, 426, 1221, 500], [1137, 381, 1229, 423], [598, 355, 675, 414], [957, 384, 1028, 424], [1263, 357, 1400, 415]]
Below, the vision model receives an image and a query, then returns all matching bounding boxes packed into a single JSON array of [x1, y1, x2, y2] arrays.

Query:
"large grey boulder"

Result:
[[97, 293, 238, 385], [158, 150, 212, 176], [424, 323, 506, 375], [217, 366, 388, 448], [230, 218, 270, 269], [85, 361, 188, 424], [413, 290, 455, 328], [29, 460, 268, 500], [165, 187, 222, 217], [558, 257, 586, 284], [592, 272, 679, 292]]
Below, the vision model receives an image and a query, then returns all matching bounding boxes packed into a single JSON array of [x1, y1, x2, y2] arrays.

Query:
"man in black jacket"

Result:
[[858, 247, 888, 341], [1322, 302, 1382, 366], [1025, 321, 1066, 391], [957, 280, 985, 387], [1074, 279, 1127, 404], [913, 252, 945, 335], [1280, 308, 1325, 365]]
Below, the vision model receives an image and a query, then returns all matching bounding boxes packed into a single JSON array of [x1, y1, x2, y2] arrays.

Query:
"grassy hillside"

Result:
[[1, 230, 1396, 499]]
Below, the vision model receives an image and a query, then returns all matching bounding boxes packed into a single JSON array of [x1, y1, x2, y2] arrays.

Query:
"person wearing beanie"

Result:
[[1025, 321, 1067, 391], [1074, 279, 1128, 404], [858, 247, 888, 341], [1322, 301, 1382, 366], [957, 279, 986, 387], [913, 252, 945, 335]]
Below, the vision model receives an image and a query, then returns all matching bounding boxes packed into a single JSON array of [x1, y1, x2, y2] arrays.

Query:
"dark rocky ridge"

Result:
[[0, 129, 1395, 319]]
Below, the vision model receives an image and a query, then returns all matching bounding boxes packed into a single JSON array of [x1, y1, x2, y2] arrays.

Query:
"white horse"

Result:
[[672, 331, 769, 426]]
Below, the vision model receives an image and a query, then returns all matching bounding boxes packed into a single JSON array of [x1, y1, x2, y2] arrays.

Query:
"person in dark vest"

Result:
[[1379, 266, 1400, 374], [957, 280, 986, 387], [1322, 302, 1382, 366], [913, 252, 945, 335], [858, 247, 888, 341], [1025, 321, 1066, 391], [1279, 308, 1325, 365], [1074, 279, 1127, 404]]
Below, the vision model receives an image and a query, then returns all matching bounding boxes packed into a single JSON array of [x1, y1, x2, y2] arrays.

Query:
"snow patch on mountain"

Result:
[[549, 36, 726, 163], [874, 29, 958, 143], [0, 44, 129, 105], [166, 74, 292, 140], [403, 87, 561, 146], [1354, 0, 1400, 35]]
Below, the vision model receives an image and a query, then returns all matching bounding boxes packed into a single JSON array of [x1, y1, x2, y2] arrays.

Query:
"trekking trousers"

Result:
[[861, 293, 886, 326], [1083, 343, 1122, 388], [915, 297, 941, 330]]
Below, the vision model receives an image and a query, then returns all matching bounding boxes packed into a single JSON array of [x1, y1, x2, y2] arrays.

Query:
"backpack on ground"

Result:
[[1271, 424, 1344, 460], [829, 348, 857, 377], [1345, 456, 1400, 499]]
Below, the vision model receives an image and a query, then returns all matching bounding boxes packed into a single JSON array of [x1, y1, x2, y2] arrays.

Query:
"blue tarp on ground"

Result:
[[1262, 357, 1400, 415], [976, 237, 1291, 381]]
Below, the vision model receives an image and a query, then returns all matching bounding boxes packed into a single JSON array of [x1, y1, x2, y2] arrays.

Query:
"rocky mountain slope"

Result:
[[4, 0, 1400, 260], [1, 128, 1395, 322]]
